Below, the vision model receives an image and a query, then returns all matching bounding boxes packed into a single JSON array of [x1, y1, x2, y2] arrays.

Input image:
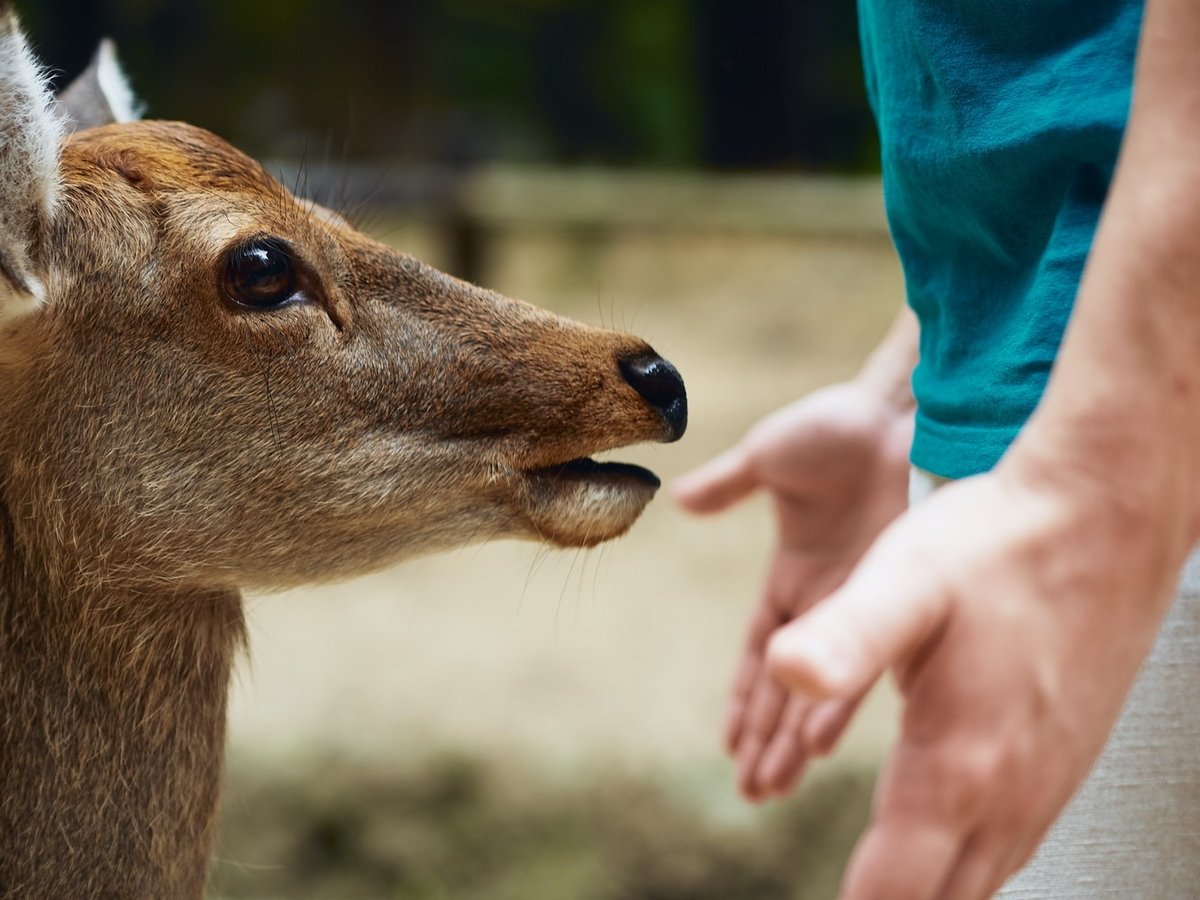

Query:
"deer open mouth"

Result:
[[532, 456, 661, 488], [521, 455, 662, 547]]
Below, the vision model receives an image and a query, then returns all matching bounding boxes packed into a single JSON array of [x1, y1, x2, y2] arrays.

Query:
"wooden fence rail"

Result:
[[267, 162, 889, 281]]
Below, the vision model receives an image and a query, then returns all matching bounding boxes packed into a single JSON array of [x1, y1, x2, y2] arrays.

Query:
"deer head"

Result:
[[0, 5, 686, 595], [0, 9, 687, 896]]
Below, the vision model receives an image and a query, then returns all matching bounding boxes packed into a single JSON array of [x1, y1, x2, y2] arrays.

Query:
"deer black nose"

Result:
[[619, 352, 687, 442]]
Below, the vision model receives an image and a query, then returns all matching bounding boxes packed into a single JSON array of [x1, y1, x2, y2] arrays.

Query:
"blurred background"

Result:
[[31, 0, 877, 171], [34, 1, 905, 897]]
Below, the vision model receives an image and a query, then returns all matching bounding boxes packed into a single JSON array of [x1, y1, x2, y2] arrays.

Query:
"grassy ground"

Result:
[[215, 214, 906, 898], [212, 756, 875, 900]]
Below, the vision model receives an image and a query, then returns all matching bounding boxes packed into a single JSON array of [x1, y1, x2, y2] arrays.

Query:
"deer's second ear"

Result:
[[0, 3, 61, 318], [55, 39, 143, 133]]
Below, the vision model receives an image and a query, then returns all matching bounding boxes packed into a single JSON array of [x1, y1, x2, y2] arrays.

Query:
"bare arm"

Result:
[[764, 1, 1200, 897], [1021, 0, 1200, 552]]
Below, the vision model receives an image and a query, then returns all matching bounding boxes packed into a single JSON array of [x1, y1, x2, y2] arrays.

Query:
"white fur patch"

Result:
[[0, 6, 62, 308], [94, 39, 142, 123], [0, 272, 41, 323]]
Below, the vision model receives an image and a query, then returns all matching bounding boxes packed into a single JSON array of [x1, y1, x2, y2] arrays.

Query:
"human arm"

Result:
[[673, 305, 917, 799], [765, 1, 1200, 896]]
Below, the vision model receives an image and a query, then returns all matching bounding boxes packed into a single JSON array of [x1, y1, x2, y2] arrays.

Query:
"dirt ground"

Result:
[[216, 218, 908, 897]]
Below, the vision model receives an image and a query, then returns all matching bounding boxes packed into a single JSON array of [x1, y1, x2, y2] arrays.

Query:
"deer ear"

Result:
[[0, 2, 61, 318], [56, 39, 143, 133]]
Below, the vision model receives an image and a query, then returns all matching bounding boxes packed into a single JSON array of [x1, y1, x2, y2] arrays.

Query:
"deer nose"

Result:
[[619, 352, 687, 442]]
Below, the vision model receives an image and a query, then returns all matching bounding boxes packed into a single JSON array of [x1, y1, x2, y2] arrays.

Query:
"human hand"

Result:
[[674, 380, 912, 801], [766, 455, 1189, 899]]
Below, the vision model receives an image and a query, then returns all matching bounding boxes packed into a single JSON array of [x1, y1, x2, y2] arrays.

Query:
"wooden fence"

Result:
[[268, 163, 889, 282]]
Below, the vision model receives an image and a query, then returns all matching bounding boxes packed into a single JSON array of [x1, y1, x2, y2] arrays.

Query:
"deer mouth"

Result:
[[521, 456, 661, 547], [532, 456, 661, 488]]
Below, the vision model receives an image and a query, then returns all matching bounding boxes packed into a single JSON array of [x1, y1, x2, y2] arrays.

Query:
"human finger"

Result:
[[724, 650, 760, 754], [766, 535, 952, 700], [725, 590, 785, 754], [735, 674, 788, 802], [933, 829, 1014, 900], [838, 815, 964, 900], [802, 690, 869, 757], [672, 446, 758, 514], [839, 726, 1014, 900], [987, 795, 1066, 894], [754, 694, 813, 796]]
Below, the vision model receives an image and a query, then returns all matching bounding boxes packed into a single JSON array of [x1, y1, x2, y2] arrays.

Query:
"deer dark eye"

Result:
[[223, 239, 297, 309]]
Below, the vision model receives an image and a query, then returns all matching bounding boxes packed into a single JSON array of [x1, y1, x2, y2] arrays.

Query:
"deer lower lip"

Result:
[[532, 457, 661, 489], [521, 456, 661, 547]]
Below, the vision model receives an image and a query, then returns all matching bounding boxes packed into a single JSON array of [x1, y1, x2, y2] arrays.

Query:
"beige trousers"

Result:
[[910, 470, 1200, 898]]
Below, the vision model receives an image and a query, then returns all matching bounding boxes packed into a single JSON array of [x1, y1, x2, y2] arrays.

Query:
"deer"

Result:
[[0, 6, 686, 898]]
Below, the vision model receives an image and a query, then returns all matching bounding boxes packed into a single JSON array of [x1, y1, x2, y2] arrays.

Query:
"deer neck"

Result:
[[0, 522, 244, 900]]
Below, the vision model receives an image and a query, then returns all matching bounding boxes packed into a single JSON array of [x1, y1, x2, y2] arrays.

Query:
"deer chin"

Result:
[[521, 457, 661, 547]]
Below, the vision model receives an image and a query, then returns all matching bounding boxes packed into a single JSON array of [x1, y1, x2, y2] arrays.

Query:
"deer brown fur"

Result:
[[0, 7, 685, 897]]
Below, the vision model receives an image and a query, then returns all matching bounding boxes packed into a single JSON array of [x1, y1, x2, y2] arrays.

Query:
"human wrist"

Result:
[[853, 359, 914, 416], [1020, 269, 1200, 552], [1005, 402, 1198, 582], [1029, 119, 1200, 550], [854, 307, 918, 416]]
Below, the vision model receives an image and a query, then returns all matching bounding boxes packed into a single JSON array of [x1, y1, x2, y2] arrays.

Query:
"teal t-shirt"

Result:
[[858, 0, 1143, 478]]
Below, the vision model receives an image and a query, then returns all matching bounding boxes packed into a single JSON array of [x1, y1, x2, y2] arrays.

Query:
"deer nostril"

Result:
[[619, 353, 688, 442]]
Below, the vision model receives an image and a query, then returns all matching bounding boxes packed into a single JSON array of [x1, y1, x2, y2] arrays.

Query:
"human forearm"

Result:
[[1015, 0, 1200, 557]]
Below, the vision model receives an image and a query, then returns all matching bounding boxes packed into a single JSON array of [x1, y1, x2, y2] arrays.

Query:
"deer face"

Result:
[[0, 15, 685, 590]]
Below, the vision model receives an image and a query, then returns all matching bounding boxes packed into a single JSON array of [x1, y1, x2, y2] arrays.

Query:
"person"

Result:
[[675, 0, 1200, 896]]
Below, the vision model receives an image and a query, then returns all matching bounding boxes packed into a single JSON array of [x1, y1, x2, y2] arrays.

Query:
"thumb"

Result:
[[672, 445, 758, 514], [766, 534, 951, 699]]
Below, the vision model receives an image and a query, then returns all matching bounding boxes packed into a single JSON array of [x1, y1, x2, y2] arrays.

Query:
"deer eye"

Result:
[[223, 239, 298, 309]]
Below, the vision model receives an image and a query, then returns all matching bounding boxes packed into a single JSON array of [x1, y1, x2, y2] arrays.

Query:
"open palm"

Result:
[[675, 381, 912, 800]]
